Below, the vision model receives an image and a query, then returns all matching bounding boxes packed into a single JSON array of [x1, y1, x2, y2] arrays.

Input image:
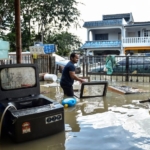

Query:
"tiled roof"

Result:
[[83, 19, 123, 28], [134, 22, 150, 24], [125, 21, 150, 27], [80, 41, 121, 49], [103, 13, 131, 22]]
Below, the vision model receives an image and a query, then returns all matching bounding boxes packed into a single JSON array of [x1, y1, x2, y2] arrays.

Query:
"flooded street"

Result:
[[1, 81, 150, 150]]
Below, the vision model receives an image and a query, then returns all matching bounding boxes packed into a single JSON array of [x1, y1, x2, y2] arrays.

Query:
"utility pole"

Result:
[[14, 0, 22, 64]]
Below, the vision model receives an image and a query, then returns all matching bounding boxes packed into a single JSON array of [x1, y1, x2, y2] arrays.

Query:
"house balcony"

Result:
[[81, 40, 121, 49], [122, 37, 150, 47]]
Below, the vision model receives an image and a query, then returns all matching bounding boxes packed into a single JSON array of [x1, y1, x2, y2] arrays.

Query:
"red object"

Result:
[[22, 122, 31, 134]]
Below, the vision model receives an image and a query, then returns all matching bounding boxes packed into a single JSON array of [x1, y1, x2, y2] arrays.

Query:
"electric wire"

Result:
[[0, 105, 17, 138]]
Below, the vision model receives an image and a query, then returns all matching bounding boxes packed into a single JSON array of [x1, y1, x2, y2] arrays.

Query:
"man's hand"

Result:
[[79, 78, 86, 84]]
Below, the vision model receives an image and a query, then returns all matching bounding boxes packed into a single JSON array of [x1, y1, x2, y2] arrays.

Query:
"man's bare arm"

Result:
[[69, 71, 85, 83]]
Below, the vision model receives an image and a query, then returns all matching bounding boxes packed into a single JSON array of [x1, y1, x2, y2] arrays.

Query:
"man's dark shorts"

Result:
[[60, 85, 74, 97]]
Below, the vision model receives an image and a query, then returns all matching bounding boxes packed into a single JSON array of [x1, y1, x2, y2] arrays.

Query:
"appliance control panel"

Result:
[[45, 114, 62, 124]]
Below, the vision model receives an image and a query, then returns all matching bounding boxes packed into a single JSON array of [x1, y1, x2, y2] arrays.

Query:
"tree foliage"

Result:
[[46, 31, 82, 56], [0, 0, 83, 53]]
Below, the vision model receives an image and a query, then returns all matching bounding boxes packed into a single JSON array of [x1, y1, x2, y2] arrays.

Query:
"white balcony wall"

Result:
[[109, 33, 118, 40], [123, 37, 150, 47]]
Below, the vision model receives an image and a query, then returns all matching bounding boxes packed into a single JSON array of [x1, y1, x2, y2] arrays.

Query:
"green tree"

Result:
[[0, 0, 16, 51], [46, 31, 82, 56], [0, 0, 83, 51]]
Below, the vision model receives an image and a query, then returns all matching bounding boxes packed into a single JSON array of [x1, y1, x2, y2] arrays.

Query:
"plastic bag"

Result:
[[103, 65, 107, 72]]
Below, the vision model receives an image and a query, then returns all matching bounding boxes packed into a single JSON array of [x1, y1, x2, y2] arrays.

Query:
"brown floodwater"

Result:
[[1, 81, 150, 150]]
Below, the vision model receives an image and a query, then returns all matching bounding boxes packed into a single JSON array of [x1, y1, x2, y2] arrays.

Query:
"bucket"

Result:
[[62, 98, 77, 107], [44, 74, 57, 82]]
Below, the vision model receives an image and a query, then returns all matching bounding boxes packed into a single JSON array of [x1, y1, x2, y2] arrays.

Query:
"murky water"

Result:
[[1, 80, 150, 150]]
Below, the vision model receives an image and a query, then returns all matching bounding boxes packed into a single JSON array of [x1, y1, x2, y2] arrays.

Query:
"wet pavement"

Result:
[[1, 81, 150, 150]]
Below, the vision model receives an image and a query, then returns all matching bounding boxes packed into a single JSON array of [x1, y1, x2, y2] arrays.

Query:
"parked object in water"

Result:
[[0, 64, 64, 142], [90, 56, 150, 74], [74, 81, 108, 98], [62, 98, 77, 107]]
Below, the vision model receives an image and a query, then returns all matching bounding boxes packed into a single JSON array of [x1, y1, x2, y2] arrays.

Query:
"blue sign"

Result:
[[43, 44, 56, 54]]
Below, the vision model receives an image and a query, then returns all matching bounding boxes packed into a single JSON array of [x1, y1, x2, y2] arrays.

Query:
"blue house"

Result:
[[80, 13, 150, 55]]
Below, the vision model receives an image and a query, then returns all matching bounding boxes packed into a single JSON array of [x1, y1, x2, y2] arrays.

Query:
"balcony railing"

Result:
[[81, 40, 121, 49], [123, 37, 150, 47]]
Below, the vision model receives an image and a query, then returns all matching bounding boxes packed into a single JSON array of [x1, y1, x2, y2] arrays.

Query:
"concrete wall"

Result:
[[126, 27, 150, 37], [92, 29, 121, 40]]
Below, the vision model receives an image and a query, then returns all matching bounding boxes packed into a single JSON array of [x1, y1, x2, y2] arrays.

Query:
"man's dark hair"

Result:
[[70, 53, 77, 60]]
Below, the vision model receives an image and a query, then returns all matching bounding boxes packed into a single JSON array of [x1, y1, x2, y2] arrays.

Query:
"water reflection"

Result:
[[1, 82, 150, 150], [80, 97, 108, 115], [0, 131, 65, 150], [65, 125, 150, 150], [66, 109, 150, 150]]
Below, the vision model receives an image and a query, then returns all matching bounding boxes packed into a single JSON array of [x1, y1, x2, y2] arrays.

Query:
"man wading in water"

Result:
[[60, 53, 85, 97]]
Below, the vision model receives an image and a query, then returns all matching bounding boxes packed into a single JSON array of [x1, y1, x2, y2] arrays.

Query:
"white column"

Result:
[[121, 27, 124, 54], [140, 29, 142, 37], [87, 30, 90, 41], [120, 47, 124, 55], [86, 50, 89, 56], [123, 28, 126, 38], [92, 31, 94, 41]]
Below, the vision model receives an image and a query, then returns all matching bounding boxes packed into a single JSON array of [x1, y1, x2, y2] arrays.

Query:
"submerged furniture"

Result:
[[0, 64, 64, 142], [74, 81, 108, 98]]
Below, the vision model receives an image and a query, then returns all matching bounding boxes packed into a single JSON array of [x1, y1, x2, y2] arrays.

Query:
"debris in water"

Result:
[[40, 91, 50, 94], [108, 85, 149, 94]]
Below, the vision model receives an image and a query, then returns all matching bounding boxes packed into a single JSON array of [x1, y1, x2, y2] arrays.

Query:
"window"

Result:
[[1, 67, 36, 90], [95, 34, 108, 40], [138, 31, 140, 37], [144, 30, 150, 37]]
